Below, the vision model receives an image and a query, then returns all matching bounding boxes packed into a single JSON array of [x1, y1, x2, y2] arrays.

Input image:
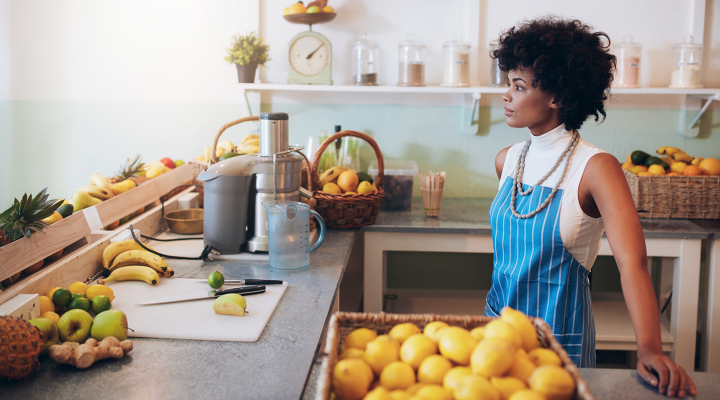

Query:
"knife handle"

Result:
[[216, 285, 266, 296], [244, 279, 283, 285]]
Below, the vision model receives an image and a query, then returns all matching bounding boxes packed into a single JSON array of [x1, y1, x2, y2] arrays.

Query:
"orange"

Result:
[[683, 165, 702, 176], [337, 171, 359, 193], [288, 2, 306, 14], [621, 161, 634, 171], [699, 158, 720, 176]]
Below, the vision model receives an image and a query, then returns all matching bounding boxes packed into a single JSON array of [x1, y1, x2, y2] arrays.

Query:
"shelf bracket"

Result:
[[461, 92, 482, 135], [680, 93, 719, 138]]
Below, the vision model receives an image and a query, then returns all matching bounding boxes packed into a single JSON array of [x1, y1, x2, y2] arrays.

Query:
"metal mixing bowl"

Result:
[[164, 208, 204, 234]]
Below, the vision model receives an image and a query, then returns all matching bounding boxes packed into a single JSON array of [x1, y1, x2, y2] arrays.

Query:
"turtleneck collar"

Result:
[[528, 124, 573, 154]]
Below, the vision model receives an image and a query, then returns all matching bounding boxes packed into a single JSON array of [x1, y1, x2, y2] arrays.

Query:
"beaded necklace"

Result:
[[510, 130, 579, 219]]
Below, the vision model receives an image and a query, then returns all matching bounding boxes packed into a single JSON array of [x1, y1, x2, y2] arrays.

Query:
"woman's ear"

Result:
[[549, 98, 560, 109]]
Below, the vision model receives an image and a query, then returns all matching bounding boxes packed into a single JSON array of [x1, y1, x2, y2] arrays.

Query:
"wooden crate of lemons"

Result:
[[318, 311, 592, 400]]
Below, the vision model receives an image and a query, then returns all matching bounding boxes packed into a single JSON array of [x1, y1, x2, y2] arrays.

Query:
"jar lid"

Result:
[[616, 35, 642, 49], [489, 39, 500, 46], [399, 34, 425, 48], [673, 35, 703, 50], [352, 33, 377, 49], [444, 34, 470, 49]]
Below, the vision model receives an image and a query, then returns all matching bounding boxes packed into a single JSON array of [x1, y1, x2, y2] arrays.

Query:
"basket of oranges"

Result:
[[310, 130, 384, 229], [316, 310, 594, 400], [622, 147, 720, 219]]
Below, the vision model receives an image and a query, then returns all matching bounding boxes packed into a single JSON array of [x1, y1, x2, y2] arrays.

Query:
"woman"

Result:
[[486, 17, 695, 398]]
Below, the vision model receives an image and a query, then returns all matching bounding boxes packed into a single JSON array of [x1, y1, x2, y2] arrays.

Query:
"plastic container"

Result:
[[369, 160, 419, 211], [351, 33, 379, 86], [442, 34, 471, 87], [670, 35, 703, 88], [489, 40, 508, 87], [398, 35, 425, 87], [613, 35, 642, 88]]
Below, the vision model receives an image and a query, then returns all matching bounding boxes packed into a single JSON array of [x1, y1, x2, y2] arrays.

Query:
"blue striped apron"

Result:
[[484, 176, 596, 367]]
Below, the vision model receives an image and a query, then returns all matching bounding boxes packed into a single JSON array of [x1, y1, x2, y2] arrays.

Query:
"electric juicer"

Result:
[[197, 112, 312, 254]]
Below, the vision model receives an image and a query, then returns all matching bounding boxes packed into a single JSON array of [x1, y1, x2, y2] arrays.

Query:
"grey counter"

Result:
[[0, 229, 359, 400], [579, 368, 719, 399]]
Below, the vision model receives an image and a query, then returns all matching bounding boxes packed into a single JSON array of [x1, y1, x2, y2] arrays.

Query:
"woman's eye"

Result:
[[515, 85, 522, 91]]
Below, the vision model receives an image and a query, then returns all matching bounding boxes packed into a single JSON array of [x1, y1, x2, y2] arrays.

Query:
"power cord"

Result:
[[129, 224, 214, 261]]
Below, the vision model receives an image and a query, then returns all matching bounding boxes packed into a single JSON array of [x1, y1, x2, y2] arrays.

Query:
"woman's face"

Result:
[[502, 68, 561, 135]]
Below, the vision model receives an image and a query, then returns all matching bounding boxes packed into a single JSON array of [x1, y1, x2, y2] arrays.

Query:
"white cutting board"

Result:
[[105, 278, 288, 342]]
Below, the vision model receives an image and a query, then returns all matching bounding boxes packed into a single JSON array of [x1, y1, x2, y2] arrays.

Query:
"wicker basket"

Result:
[[624, 169, 720, 219], [310, 131, 384, 229], [316, 312, 594, 400]]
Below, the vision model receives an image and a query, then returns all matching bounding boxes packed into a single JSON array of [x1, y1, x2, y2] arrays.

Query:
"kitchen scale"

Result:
[[284, 12, 336, 85]]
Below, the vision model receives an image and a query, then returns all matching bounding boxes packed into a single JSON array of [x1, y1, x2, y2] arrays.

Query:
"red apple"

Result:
[[160, 157, 176, 169]]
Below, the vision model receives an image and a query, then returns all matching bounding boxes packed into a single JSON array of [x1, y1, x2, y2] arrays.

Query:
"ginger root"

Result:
[[49, 337, 133, 369]]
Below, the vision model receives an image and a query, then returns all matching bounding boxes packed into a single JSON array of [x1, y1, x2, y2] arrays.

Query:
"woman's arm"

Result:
[[495, 146, 511, 180], [580, 153, 696, 398]]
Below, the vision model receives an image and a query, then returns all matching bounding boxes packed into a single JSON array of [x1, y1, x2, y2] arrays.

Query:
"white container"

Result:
[[613, 35, 642, 88], [442, 35, 471, 87], [369, 160, 419, 211], [670, 35, 703, 88], [0, 294, 40, 321], [489, 40, 508, 87]]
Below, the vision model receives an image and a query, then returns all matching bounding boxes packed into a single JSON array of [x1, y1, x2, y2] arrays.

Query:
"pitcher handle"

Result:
[[309, 210, 326, 252]]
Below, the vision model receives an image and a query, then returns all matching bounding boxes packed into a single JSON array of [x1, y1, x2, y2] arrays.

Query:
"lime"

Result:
[[208, 271, 225, 289], [67, 297, 91, 312], [91, 295, 112, 314], [52, 289, 72, 307], [72, 293, 86, 299]]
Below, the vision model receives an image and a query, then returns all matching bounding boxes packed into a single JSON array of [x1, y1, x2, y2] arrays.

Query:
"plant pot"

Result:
[[236, 63, 258, 83]]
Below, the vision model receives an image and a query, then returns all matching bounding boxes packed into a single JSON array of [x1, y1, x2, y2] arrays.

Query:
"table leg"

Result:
[[702, 239, 720, 372], [364, 232, 384, 313], [670, 239, 702, 371]]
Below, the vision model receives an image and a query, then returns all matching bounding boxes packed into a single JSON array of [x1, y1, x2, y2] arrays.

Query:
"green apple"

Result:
[[29, 318, 59, 353], [174, 159, 185, 167], [306, 5, 320, 13], [57, 309, 94, 342], [213, 293, 247, 316], [91, 310, 128, 341]]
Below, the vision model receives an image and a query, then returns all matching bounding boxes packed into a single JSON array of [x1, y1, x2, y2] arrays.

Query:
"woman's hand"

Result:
[[637, 352, 696, 398]]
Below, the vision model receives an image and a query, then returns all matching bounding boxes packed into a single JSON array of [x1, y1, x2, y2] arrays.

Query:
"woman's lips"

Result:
[[504, 106, 513, 116]]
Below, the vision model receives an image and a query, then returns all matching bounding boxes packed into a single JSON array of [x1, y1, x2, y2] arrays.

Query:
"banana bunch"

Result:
[[657, 146, 700, 164], [237, 134, 260, 155], [69, 173, 118, 213], [318, 166, 349, 187], [99, 240, 173, 285], [198, 134, 261, 162]]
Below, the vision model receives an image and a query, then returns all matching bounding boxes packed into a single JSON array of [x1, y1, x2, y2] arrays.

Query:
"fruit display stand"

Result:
[[316, 312, 594, 400], [0, 186, 196, 306]]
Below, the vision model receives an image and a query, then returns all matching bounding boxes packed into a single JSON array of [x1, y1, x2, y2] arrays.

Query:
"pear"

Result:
[[213, 294, 247, 316], [71, 190, 102, 212], [91, 310, 129, 341], [29, 317, 59, 353]]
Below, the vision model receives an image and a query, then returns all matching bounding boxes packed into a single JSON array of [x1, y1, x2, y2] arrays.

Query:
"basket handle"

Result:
[[209, 116, 260, 165], [310, 130, 384, 190]]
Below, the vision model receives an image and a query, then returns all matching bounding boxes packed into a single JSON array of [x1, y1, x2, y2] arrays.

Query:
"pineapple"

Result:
[[108, 154, 145, 184], [0, 316, 44, 379], [0, 188, 62, 245]]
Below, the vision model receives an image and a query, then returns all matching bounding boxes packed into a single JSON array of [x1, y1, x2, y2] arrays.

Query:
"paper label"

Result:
[[83, 207, 104, 231]]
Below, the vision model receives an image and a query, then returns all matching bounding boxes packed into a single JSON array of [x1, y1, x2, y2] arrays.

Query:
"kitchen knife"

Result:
[[193, 279, 284, 285], [136, 285, 266, 306]]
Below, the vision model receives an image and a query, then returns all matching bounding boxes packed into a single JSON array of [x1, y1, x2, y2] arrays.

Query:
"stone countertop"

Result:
[[0, 229, 359, 400], [579, 368, 719, 399], [365, 197, 713, 239]]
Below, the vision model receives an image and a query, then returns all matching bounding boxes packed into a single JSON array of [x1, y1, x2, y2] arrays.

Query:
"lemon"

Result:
[[389, 390, 411, 400], [344, 328, 378, 351], [417, 354, 452, 385], [508, 390, 546, 400], [442, 366, 472, 391], [340, 348, 366, 361], [670, 162, 687, 174], [406, 383, 427, 395], [39, 295, 55, 315], [365, 336, 401, 375], [389, 323, 422, 344], [528, 365, 575, 400], [85, 284, 115, 302], [380, 361, 415, 391], [484, 320, 521, 350], [306, 5, 320, 13], [67, 281, 89, 295], [637, 171, 652, 176], [40, 311, 60, 325], [506, 348, 537, 382], [400, 334, 438, 369], [423, 321, 449, 342], [470, 326, 485, 341], [621, 161, 634, 171], [333, 359, 373, 400], [323, 5, 334, 12], [324, 182, 343, 194], [490, 376, 527, 400], [438, 326, 477, 365], [528, 348, 562, 367], [283, 7, 291, 15], [415, 384, 452, 400], [470, 337, 515, 377], [374, 334, 401, 352], [364, 387, 393, 400], [453, 375, 501, 400], [357, 181, 375, 195], [42, 211, 63, 225], [500, 307, 540, 351], [648, 164, 666, 176]]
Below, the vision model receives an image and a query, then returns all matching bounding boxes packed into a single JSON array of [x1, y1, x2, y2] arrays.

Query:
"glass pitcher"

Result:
[[262, 201, 326, 270]]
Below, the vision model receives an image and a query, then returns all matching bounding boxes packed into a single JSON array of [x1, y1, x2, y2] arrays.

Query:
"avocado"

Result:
[[644, 156, 669, 170], [219, 152, 241, 161], [630, 150, 650, 165], [357, 172, 374, 185], [57, 204, 74, 218]]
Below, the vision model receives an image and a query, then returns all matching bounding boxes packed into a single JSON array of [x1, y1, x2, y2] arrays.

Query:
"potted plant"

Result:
[[225, 31, 271, 83]]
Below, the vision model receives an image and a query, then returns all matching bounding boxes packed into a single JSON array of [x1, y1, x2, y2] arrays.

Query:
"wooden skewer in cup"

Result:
[[419, 170, 446, 217]]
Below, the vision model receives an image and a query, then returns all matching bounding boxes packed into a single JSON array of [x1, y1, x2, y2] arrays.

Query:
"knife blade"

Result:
[[136, 285, 266, 306], [193, 279, 284, 285]]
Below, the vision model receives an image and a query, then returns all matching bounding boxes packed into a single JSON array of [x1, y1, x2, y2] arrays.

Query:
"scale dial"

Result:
[[289, 35, 329, 76]]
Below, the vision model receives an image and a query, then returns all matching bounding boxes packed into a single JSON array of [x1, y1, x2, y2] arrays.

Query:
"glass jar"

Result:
[[613, 35, 642, 88], [489, 40, 508, 87], [351, 33, 379, 86], [398, 35, 425, 87], [670, 35, 703, 88], [442, 34, 471, 87]]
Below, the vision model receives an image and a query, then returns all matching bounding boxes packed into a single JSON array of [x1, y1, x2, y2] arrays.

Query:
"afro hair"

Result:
[[492, 16, 617, 131]]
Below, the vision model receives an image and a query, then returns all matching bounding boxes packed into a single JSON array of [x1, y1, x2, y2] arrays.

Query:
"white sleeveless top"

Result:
[[499, 124, 605, 270]]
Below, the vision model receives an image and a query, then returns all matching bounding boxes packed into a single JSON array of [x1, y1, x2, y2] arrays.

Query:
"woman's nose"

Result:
[[502, 89, 511, 103]]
